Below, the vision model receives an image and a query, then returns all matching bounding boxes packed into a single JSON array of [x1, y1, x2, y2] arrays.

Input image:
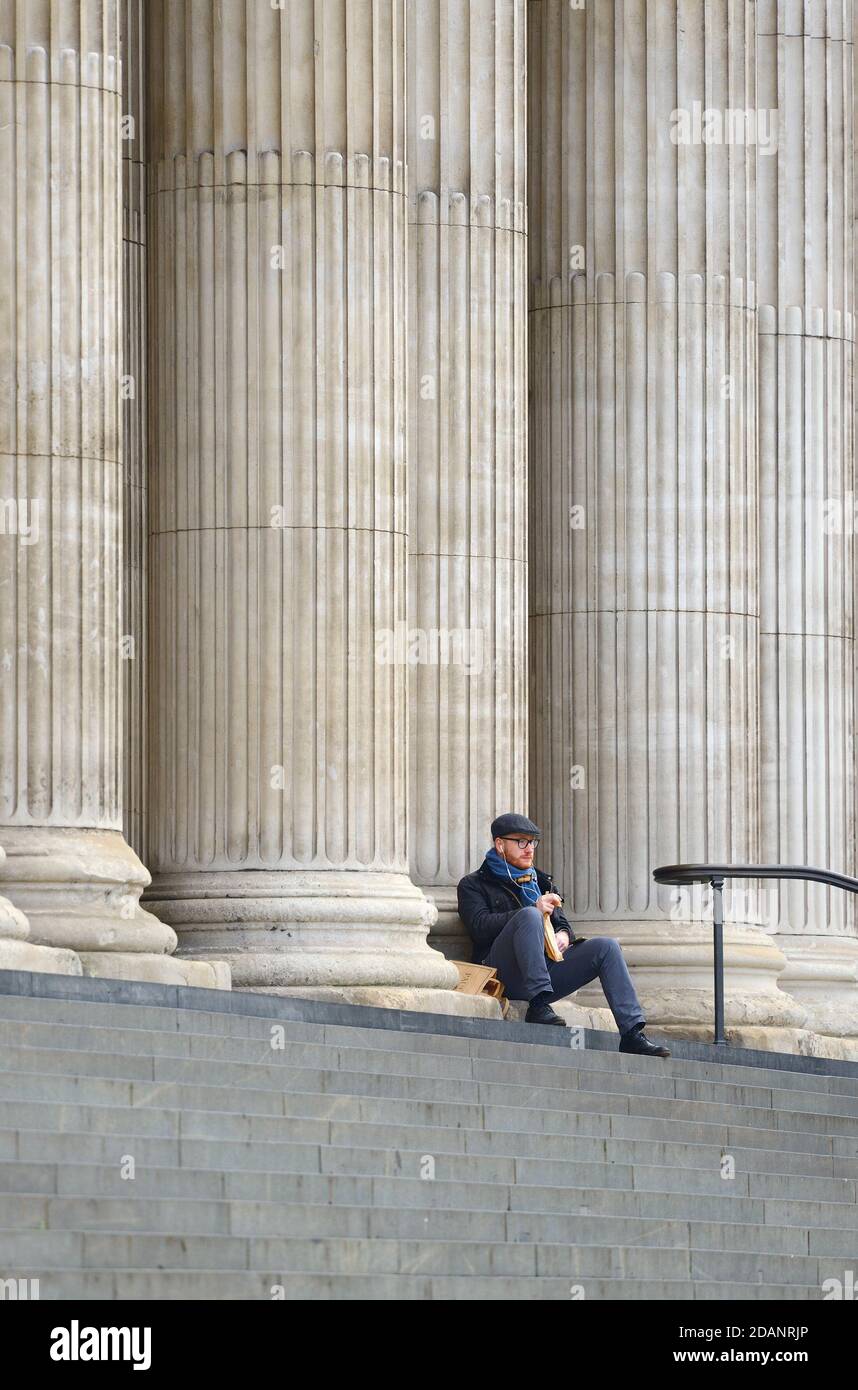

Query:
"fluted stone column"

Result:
[[528, 0, 807, 1045], [145, 0, 468, 1009], [407, 0, 528, 959], [757, 0, 858, 1054], [0, 0, 222, 985], [120, 0, 147, 865]]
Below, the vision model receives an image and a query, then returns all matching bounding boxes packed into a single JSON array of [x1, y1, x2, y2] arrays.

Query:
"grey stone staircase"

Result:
[[0, 980, 857, 1299]]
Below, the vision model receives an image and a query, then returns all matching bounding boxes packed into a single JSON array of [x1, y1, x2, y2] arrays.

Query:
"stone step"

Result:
[[5, 1162, 856, 1228], [1, 987, 855, 1299], [0, 994, 855, 1099], [1, 1192, 853, 1253], [5, 1162, 858, 1230], [2, 1231, 844, 1285], [5, 1120, 857, 1182], [322, 1118, 858, 1175], [2, 1056, 857, 1145], [0, 1163, 775, 1224], [1, 1151, 856, 1207], [1, 1085, 853, 1165], [1, 1026, 857, 1123], [0, 1268, 826, 1300]]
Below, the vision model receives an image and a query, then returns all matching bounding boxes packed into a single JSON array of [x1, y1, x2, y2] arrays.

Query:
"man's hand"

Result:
[[554, 929, 571, 953], [535, 892, 562, 915]]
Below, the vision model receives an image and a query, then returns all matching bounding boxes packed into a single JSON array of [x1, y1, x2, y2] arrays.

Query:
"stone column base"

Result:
[[568, 920, 809, 1045], [0, 938, 83, 975], [423, 885, 472, 961], [0, 826, 177, 954], [651, 1023, 858, 1063], [0, 843, 80, 976], [0, 828, 231, 989], [153, 869, 462, 993], [772, 934, 858, 1044]]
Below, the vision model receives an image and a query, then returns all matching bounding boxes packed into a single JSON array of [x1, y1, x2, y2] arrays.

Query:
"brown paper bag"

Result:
[[451, 961, 509, 1017], [543, 911, 564, 963]]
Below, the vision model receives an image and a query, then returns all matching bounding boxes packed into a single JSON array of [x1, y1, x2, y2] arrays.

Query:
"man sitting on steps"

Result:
[[457, 812, 670, 1058]]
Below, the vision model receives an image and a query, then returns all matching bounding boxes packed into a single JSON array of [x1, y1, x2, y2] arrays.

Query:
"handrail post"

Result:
[[710, 876, 726, 1045]]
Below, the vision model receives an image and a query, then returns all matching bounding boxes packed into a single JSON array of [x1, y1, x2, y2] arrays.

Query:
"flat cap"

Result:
[[490, 812, 542, 840]]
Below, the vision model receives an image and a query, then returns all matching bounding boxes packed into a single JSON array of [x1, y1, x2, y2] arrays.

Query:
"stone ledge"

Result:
[[504, 999, 617, 1032], [1, 968, 858, 1081], [244, 984, 501, 1020]]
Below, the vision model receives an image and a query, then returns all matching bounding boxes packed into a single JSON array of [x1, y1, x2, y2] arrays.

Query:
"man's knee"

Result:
[[594, 935, 622, 960], [513, 906, 543, 933]]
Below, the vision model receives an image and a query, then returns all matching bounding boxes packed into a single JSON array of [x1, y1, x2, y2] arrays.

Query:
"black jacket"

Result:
[[456, 859, 581, 964]]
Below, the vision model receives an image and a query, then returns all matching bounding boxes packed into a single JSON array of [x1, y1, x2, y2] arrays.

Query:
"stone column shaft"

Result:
[[528, 0, 806, 1044], [0, 0, 213, 983], [145, 0, 462, 1006], [407, 0, 528, 958], [757, 0, 858, 1051], [120, 0, 148, 865]]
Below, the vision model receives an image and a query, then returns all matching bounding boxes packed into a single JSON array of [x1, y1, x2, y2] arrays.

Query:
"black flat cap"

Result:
[[491, 812, 542, 840]]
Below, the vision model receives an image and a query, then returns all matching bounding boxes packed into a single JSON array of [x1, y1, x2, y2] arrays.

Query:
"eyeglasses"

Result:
[[502, 837, 539, 849]]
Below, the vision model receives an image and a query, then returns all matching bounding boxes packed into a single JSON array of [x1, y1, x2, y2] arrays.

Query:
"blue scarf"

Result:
[[485, 846, 541, 906]]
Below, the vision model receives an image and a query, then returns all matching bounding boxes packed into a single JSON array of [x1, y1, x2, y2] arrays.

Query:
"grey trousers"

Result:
[[482, 905, 646, 1036]]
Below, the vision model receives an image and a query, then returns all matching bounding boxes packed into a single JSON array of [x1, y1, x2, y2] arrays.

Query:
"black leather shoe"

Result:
[[525, 999, 567, 1026], [618, 1027, 670, 1057]]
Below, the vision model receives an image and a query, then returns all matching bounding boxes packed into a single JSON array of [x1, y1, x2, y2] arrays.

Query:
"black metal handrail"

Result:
[[652, 863, 858, 1045]]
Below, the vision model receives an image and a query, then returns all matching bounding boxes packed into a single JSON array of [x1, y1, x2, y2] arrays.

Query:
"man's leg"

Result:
[[483, 906, 553, 1000], [546, 936, 645, 1036]]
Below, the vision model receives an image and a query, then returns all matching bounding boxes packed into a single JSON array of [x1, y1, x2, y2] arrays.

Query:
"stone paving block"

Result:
[[534, 1243, 692, 1280], [12, 1131, 182, 1168], [0, 1073, 134, 1107], [807, 1226, 858, 1257], [51, 1164, 224, 1201], [44, 1195, 231, 1236], [504, 1183, 763, 1224], [179, 1137, 323, 1174], [688, 1248, 821, 1286], [690, 1282, 821, 1301], [0, 1019, 190, 1059], [229, 1201, 372, 1240], [0, 1099, 180, 1139], [0, 1161, 56, 1195], [747, 1172, 857, 1203]]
